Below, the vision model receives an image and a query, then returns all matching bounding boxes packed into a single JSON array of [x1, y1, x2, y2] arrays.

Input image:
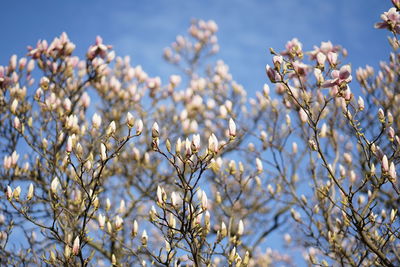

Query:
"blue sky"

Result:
[[0, 0, 393, 264], [0, 0, 392, 97]]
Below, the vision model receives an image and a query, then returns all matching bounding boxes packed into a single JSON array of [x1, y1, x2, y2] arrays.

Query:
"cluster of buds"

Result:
[[3, 151, 19, 170], [87, 36, 113, 60]]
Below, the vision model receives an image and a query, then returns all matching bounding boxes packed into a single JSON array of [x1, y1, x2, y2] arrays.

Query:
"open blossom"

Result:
[[282, 38, 303, 58], [321, 64, 352, 90], [375, 7, 400, 33]]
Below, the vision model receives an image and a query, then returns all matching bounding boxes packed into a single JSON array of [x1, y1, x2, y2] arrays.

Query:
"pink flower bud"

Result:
[[266, 65, 280, 83], [80, 92, 90, 108], [72, 236, 80, 256], [191, 134, 201, 152], [11, 151, 19, 166], [9, 55, 17, 71], [136, 119, 143, 135], [3, 156, 12, 170], [389, 162, 397, 182], [316, 52, 326, 66], [13, 117, 21, 131], [327, 52, 338, 66], [66, 136, 73, 153]]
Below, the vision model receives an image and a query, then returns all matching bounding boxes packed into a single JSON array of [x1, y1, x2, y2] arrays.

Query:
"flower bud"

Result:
[[98, 214, 105, 229], [13, 186, 21, 200], [382, 155, 389, 173], [378, 108, 385, 123], [115, 215, 123, 230], [100, 143, 107, 161], [141, 230, 148, 247], [256, 158, 263, 173], [106, 121, 116, 136], [136, 119, 143, 135], [10, 99, 18, 114], [92, 113, 102, 129], [51, 177, 60, 194], [389, 162, 397, 182], [132, 220, 138, 237], [152, 122, 159, 138], [126, 112, 134, 128], [27, 183, 34, 200], [208, 134, 219, 153], [237, 219, 244, 236], [358, 96, 364, 111], [6, 186, 13, 200], [66, 136, 73, 153], [72, 236, 80, 256], [229, 118, 236, 138]]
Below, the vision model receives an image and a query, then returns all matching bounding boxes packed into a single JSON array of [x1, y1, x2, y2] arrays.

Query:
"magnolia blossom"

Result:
[[229, 118, 236, 138], [208, 133, 219, 153], [72, 236, 80, 256], [100, 143, 107, 161], [152, 122, 159, 138], [136, 119, 143, 135], [375, 7, 400, 33], [27, 183, 34, 201], [92, 113, 102, 129], [51, 177, 60, 194], [321, 65, 352, 91]]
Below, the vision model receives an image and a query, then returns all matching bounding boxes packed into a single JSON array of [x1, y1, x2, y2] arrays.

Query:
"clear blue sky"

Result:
[[0, 0, 393, 264], [0, 0, 392, 97]]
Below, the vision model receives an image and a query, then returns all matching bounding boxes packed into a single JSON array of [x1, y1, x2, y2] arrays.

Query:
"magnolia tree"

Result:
[[1, 2, 400, 266]]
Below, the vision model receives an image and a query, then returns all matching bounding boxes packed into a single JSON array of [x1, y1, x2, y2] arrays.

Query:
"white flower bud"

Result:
[[256, 158, 263, 173], [51, 177, 60, 194], [141, 230, 148, 246], [106, 121, 116, 136], [136, 119, 143, 135], [27, 183, 34, 200], [152, 122, 159, 138], [92, 113, 102, 129], [13, 186, 21, 200], [100, 143, 107, 161], [229, 118, 236, 138], [126, 112, 135, 128]]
